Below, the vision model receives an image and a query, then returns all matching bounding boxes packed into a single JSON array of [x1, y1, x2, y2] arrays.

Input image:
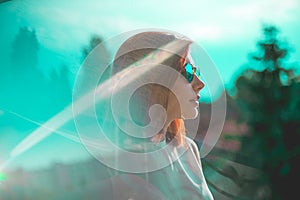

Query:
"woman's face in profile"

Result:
[[171, 53, 205, 119]]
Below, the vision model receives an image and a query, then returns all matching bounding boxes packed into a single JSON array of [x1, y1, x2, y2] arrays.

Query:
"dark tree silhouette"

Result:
[[233, 25, 300, 200], [81, 35, 103, 61], [11, 27, 39, 72], [79, 34, 111, 85], [0, 27, 72, 130]]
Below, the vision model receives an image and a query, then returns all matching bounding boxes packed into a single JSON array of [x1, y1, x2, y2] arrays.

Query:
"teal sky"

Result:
[[1, 0, 300, 83], [0, 0, 300, 170]]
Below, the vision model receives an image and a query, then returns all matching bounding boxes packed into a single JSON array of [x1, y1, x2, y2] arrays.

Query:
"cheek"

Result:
[[171, 77, 200, 119], [171, 77, 195, 113], [171, 77, 190, 102]]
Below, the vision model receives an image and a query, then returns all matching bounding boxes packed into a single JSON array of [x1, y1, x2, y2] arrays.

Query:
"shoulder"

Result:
[[185, 137, 198, 148], [185, 136, 201, 165], [185, 137, 199, 153]]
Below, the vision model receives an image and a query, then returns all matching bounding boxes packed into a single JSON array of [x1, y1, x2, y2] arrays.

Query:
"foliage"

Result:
[[233, 25, 300, 199], [0, 27, 72, 129], [11, 27, 39, 72], [81, 35, 104, 62]]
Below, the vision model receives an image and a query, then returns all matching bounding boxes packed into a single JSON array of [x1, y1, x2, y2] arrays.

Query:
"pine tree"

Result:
[[233, 25, 300, 199]]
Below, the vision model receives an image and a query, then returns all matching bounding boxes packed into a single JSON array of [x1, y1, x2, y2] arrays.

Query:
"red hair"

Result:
[[151, 119, 187, 147], [166, 119, 186, 147]]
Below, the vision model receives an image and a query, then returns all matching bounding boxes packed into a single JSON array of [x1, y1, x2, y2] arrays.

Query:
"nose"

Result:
[[192, 75, 205, 93]]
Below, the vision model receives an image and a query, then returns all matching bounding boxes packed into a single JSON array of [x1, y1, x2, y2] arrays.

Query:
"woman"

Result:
[[98, 30, 214, 200]]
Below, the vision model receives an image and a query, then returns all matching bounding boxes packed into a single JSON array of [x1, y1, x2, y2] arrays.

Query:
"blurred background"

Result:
[[0, 0, 299, 199]]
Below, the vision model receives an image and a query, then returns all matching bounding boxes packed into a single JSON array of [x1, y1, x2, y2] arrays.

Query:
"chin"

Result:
[[182, 109, 198, 120]]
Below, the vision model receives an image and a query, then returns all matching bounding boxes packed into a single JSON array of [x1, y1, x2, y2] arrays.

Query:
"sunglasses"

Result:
[[181, 62, 201, 83]]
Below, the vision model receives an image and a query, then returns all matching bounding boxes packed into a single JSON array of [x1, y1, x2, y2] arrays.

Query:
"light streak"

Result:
[[5, 110, 109, 150], [8, 40, 183, 158]]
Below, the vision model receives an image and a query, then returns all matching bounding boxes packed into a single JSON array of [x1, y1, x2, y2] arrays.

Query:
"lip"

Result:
[[190, 95, 200, 102]]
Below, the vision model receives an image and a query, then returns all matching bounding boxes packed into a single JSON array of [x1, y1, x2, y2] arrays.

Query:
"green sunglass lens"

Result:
[[185, 63, 200, 83]]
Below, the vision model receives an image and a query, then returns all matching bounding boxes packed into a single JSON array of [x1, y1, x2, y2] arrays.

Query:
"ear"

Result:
[[179, 56, 186, 67]]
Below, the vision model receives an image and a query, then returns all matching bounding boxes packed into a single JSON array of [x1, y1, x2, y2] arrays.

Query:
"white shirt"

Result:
[[100, 137, 214, 200]]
